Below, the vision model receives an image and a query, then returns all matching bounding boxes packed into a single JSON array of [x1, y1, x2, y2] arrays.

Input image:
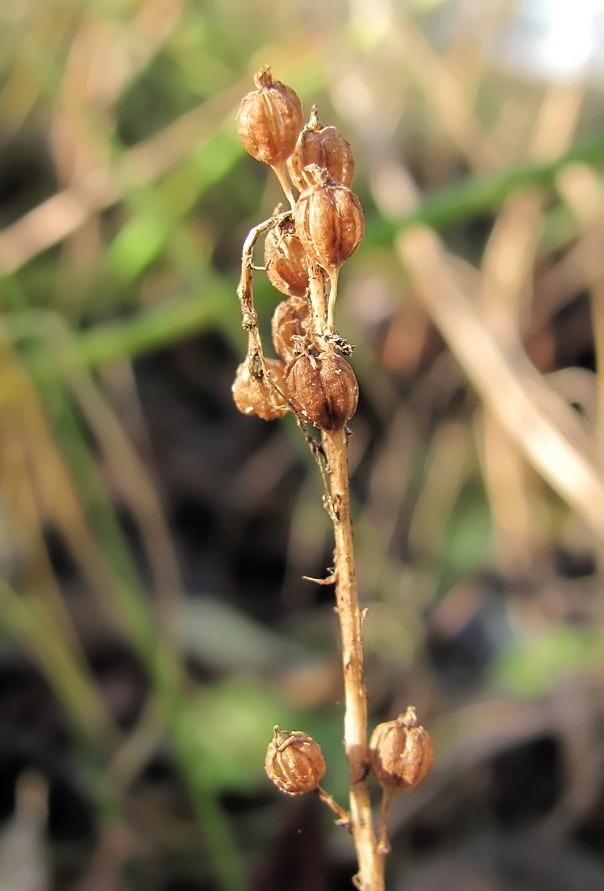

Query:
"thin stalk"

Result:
[[316, 785, 350, 825], [271, 161, 297, 210], [307, 263, 329, 340], [321, 427, 384, 891], [376, 786, 397, 856], [326, 267, 339, 336], [237, 211, 291, 354]]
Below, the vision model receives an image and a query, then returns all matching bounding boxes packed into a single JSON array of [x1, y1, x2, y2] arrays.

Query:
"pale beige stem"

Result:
[[271, 160, 297, 210], [321, 427, 384, 891], [376, 785, 398, 856], [237, 211, 290, 347], [237, 209, 292, 400], [316, 785, 350, 825], [307, 263, 329, 343], [326, 267, 340, 335]]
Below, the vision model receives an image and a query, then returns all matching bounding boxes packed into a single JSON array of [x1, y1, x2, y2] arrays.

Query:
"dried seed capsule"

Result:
[[294, 166, 364, 272], [285, 353, 358, 431], [288, 106, 355, 192], [232, 357, 288, 421], [236, 66, 303, 166], [272, 296, 312, 361], [264, 218, 310, 297], [265, 726, 326, 795], [369, 706, 433, 792]]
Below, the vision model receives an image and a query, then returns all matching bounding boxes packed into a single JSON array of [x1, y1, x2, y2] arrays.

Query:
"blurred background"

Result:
[[2, 0, 604, 889]]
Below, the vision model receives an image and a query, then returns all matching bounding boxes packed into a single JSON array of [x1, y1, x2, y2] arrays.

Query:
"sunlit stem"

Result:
[[321, 427, 385, 891], [316, 785, 350, 826], [308, 263, 329, 345], [327, 267, 340, 336], [377, 785, 398, 856], [271, 161, 297, 210]]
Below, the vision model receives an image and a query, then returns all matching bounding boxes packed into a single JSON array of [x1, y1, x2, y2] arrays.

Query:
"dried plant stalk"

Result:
[[321, 426, 385, 890], [234, 66, 433, 891]]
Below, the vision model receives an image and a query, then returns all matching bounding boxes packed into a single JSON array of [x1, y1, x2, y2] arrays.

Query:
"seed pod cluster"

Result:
[[265, 726, 326, 795], [288, 106, 355, 192], [235, 69, 364, 428], [232, 358, 288, 421], [369, 706, 433, 792], [285, 352, 358, 431]]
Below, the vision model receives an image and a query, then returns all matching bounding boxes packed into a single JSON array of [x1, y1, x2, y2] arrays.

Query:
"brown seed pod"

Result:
[[369, 706, 433, 792], [288, 105, 355, 192], [265, 726, 326, 795], [236, 66, 303, 166], [294, 166, 364, 272], [271, 296, 312, 361], [232, 357, 288, 421], [264, 218, 310, 298], [285, 353, 358, 431]]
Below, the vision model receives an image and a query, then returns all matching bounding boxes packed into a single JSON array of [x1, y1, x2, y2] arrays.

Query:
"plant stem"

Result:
[[376, 786, 397, 856], [271, 161, 297, 209], [321, 427, 384, 891], [315, 785, 350, 825]]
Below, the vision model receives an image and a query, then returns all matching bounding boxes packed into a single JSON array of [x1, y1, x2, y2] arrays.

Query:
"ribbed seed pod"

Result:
[[294, 166, 364, 272], [369, 706, 433, 792], [271, 296, 312, 362], [288, 105, 355, 191], [236, 66, 303, 166], [285, 353, 358, 430], [265, 726, 326, 795], [264, 218, 310, 297], [232, 358, 288, 421]]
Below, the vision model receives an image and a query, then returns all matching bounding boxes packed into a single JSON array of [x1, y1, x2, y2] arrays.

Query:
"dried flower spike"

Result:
[[265, 726, 326, 795], [294, 165, 364, 273], [369, 706, 433, 792], [236, 66, 303, 166], [232, 357, 288, 421], [285, 353, 358, 431], [288, 105, 355, 192], [264, 217, 310, 298]]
